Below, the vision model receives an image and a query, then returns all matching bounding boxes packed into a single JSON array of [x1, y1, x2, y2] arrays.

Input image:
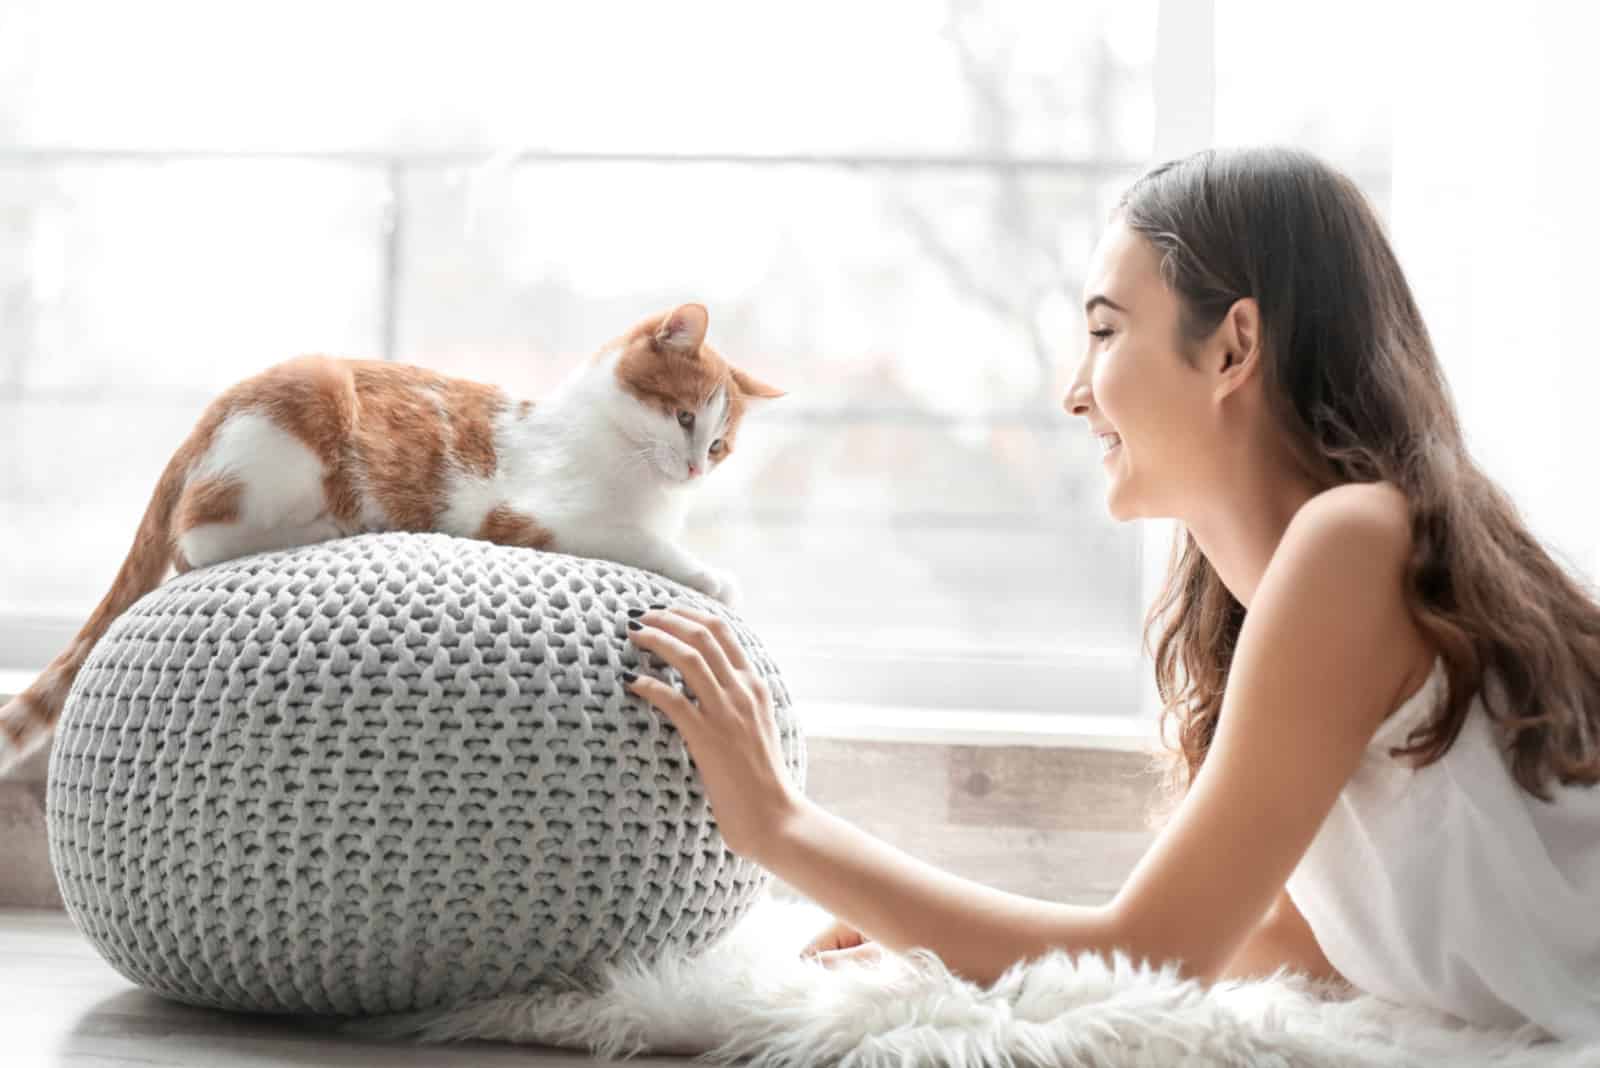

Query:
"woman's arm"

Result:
[[761, 811, 1345, 987], [1214, 889, 1345, 983], [627, 483, 1430, 989]]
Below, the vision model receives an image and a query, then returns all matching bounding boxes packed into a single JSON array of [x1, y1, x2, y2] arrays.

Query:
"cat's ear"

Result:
[[653, 303, 709, 356], [732, 367, 784, 400]]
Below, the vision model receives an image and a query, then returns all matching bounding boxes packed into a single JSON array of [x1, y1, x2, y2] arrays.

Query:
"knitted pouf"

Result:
[[46, 531, 803, 1016]]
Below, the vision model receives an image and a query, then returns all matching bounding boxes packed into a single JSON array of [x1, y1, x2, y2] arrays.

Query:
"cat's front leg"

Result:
[[674, 560, 740, 608], [625, 539, 742, 608], [559, 527, 740, 607]]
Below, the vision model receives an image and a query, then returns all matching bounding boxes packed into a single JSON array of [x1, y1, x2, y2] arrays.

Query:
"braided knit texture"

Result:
[[46, 532, 803, 1016]]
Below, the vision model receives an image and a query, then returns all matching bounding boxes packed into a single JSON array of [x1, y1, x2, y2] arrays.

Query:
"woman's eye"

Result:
[[677, 410, 695, 429], [1089, 328, 1114, 340]]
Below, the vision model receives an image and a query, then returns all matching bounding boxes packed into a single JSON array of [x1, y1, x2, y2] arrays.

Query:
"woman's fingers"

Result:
[[811, 943, 885, 969], [636, 608, 742, 692], [627, 620, 726, 706], [667, 606, 753, 673], [800, 920, 865, 957], [624, 672, 701, 731]]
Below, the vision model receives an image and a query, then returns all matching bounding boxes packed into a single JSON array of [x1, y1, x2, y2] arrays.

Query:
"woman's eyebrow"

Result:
[[1085, 294, 1130, 315]]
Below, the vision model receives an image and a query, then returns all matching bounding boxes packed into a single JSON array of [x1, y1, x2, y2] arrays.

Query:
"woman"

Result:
[[622, 146, 1600, 1041]]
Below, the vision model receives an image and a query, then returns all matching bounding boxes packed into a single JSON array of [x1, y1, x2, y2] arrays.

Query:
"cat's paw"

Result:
[[684, 567, 741, 608]]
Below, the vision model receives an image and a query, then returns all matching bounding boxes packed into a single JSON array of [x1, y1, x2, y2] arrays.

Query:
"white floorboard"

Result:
[[0, 909, 699, 1067]]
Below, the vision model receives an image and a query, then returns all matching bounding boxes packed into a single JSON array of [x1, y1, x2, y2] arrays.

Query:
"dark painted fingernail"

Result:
[[627, 619, 643, 631], [621, 671, 637, 685], [627, 608, 645, 618]]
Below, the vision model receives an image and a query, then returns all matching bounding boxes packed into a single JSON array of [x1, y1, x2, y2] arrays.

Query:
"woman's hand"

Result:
[[799, 915, 886, 969], [623, 604, 803, 862]]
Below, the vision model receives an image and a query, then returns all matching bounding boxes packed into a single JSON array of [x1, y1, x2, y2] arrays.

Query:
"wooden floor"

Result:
[[0, 909, 697, 1067]]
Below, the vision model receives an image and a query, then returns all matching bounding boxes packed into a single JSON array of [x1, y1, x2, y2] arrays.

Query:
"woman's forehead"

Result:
[[1084, 222, 1165, 313]]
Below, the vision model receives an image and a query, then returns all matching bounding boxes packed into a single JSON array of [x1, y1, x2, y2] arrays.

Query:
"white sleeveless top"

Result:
[[1286, 659, 1600, 1041]]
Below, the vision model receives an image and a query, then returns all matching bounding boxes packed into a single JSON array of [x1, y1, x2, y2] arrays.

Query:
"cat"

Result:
[[0, 302, 780, 775]]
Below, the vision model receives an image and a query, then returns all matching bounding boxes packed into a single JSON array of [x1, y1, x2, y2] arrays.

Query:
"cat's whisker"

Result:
[[608, 445, 656, 479]]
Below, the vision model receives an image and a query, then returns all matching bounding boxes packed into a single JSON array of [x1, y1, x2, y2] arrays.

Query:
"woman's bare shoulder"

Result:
[[1272, 480, 1434, 707], [1291, 481, 1412, 549]]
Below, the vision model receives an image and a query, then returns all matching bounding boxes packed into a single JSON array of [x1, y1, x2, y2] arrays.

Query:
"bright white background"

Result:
[[1, 1, 1590, 739]]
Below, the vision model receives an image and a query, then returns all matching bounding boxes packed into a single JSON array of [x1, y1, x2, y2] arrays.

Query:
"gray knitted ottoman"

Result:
[[46, 532, 804, 1016]]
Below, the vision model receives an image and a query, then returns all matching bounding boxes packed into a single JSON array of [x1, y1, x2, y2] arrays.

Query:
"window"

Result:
[[1, 1, 1171, 720]]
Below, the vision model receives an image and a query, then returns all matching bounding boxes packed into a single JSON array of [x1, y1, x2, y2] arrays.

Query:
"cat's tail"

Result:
[[0, 443, 194, 779]]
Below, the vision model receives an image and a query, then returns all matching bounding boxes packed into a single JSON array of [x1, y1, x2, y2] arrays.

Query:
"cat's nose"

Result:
[[687, 463, 701, 478]]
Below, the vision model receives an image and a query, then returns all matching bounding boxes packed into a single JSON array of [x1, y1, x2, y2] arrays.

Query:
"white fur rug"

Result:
[[350, 896, 1596, 1067]]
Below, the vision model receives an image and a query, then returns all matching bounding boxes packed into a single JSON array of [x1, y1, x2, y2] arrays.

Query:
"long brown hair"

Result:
[[1126, 146, 1600, 802]]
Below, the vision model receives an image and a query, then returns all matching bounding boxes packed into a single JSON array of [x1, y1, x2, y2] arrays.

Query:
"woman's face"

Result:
[[1065, 219, 1219, 522]]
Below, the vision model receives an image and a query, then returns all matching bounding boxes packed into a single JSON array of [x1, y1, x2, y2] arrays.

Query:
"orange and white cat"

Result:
[[0, 302, 780, 774]]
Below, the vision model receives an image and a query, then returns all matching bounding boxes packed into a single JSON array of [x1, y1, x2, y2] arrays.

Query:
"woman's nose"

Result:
[[1064, 360, 1093, 416]]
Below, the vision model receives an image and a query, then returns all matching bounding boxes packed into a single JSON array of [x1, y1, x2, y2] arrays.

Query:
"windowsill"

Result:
[[0, 667, 1155, 752], [801, 701, 1154, 750]]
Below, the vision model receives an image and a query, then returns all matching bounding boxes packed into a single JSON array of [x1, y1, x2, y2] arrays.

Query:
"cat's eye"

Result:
[[710, 439, 725, 455], [677, 410, 695, 429]]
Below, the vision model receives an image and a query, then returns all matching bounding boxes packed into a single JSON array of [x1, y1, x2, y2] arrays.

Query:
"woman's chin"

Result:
[[1104, 481, 1139, 522]]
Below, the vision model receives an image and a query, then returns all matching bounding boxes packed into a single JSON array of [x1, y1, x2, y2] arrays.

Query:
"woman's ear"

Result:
[[1213, 297, 1263, 401]]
